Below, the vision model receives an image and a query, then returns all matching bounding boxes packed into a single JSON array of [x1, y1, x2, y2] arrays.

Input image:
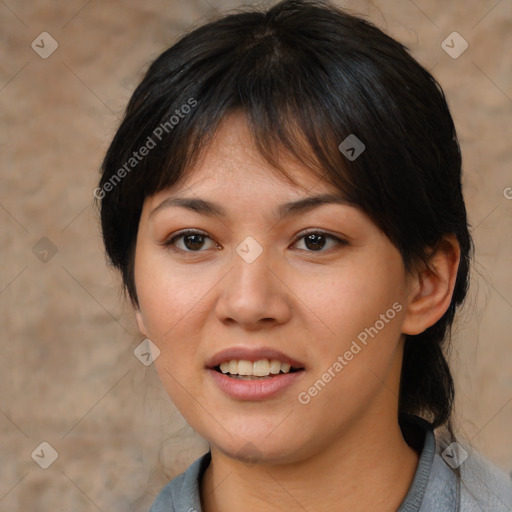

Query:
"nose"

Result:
[[214, 244, 292, 329]]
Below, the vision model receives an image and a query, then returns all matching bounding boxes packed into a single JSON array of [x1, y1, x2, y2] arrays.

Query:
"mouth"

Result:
[[205, 347, 306, 399], [213, 359, 304, 380]]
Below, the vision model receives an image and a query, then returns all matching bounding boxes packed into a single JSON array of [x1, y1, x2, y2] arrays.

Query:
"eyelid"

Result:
[[163, 228, 208, 242], [294, 227, 348, 242]]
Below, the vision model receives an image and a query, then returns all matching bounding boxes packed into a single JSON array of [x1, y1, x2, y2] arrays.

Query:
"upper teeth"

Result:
[[219, 359, 292, 377]]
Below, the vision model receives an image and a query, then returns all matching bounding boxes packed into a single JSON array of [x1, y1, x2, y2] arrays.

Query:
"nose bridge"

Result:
[[230, 238, 274, 303], [215, 238, 290, 325]]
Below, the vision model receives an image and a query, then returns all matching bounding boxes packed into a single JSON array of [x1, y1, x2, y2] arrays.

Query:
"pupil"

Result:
[[305, 233, 325, 251], [185, 234, 204, 250]]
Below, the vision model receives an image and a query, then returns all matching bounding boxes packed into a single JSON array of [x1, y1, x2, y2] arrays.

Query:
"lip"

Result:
[[205, 347, 306, 370], [205, 346, 306, 401], [207, 368, 305, 401]]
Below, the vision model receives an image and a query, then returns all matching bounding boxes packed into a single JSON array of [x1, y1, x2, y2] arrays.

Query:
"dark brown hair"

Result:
[[98, 0, 472, 431]]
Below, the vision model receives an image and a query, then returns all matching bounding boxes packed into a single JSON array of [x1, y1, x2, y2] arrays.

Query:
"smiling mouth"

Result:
[[213, 359, 304, 379]]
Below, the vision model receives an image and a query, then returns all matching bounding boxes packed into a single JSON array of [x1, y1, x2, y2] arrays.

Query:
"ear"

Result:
[[402, 234, 461, 336], [135, 308, 148, 337]]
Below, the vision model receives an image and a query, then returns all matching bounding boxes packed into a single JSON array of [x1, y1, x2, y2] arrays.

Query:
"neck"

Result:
[[201, 413, 420, 512]]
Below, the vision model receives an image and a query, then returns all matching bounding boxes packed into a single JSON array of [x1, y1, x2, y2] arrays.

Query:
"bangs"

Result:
[[142, 34, 362, 201]]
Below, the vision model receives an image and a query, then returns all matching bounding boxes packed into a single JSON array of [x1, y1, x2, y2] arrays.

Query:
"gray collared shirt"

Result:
[[149, 416, 512, 511]]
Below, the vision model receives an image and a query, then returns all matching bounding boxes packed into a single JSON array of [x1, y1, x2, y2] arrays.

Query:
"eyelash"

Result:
[[163, 229, 348, 254]]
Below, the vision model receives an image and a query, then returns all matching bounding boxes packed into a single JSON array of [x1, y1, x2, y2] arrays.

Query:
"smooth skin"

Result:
[[134, 112, 461, 511]]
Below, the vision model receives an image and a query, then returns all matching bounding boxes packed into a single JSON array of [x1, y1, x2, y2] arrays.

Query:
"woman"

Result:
[[97, 1, 512, 510]]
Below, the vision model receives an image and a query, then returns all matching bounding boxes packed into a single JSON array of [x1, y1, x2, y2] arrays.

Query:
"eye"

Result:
[[164, 230, 220, 252], [163, 229, 347, 254], [292, 230, 347, 252]]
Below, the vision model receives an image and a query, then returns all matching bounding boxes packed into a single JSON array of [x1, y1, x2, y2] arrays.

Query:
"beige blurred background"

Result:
[[0, 0, 511, 510]]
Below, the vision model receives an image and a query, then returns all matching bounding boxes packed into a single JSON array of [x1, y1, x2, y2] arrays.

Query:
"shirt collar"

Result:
[[151, 414, 459, 512], [397, 414, 458, 512]]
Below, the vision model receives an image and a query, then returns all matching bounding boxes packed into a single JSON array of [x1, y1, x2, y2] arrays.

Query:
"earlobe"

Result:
[[402, 235, 461, 336]]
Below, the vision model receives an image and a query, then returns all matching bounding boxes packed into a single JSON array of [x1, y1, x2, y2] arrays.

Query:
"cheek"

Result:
[[294, 270, 406, 428], [135, 246, 207, 338], [134, 250, 213, 411], [134, 252, 207, 385], [293, 251, 405, 358]]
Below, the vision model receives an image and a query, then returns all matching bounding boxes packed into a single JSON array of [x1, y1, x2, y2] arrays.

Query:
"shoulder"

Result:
[[456, 446, 512, 511], [428, 432, 512, 512], [400, 415, 512, 512], [149, 452, 211, 512]]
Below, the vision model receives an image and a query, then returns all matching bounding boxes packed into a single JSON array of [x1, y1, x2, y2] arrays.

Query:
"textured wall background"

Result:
[[1, 0, 511, 510]]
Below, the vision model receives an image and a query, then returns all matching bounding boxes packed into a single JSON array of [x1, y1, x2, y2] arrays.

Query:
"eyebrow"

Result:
[[149, 193, 350, 221]]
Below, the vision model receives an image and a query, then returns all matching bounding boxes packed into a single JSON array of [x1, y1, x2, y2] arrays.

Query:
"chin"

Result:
[[205, 425, 309, 466]]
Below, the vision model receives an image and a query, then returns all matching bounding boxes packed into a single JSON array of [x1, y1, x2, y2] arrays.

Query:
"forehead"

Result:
[[169, 112, 329, 195]]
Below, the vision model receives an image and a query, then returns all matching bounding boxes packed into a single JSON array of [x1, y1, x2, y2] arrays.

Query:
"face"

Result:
[[134, 113, 415, 465]]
